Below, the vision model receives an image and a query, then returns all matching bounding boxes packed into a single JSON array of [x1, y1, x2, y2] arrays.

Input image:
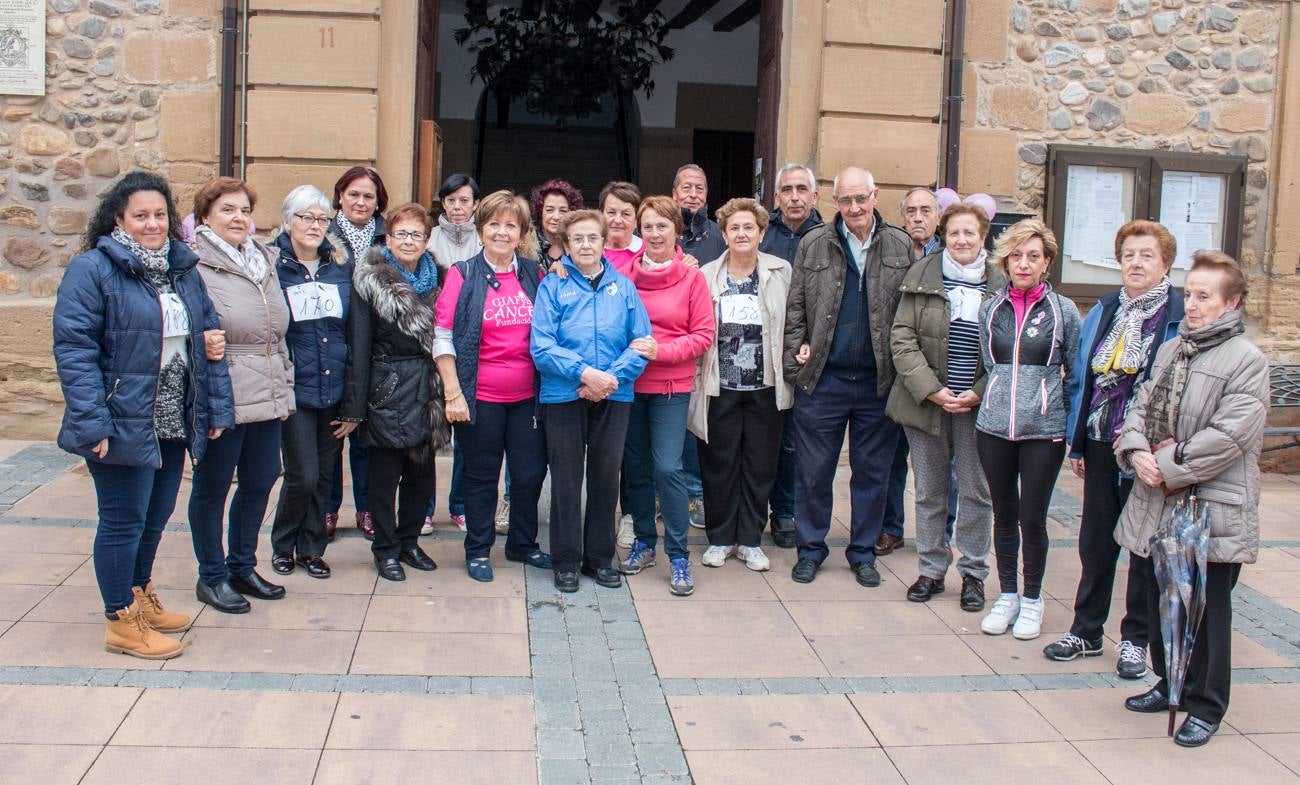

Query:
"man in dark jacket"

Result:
[[782, 167, 914, 587], [760, 163, 824, 548]]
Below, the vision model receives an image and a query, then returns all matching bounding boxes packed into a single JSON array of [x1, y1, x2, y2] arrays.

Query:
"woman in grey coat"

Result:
[[975, 218, 1080, 642], [1114, 251, 1268, 748]]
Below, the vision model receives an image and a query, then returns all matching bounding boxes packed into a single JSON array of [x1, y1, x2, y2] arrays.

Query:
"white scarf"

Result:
[[196, 225, 267, 283], [942, 249, 987, 323]]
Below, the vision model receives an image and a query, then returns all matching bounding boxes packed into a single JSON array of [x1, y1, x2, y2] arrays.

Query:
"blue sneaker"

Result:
[[619, 541, 656, 575], [669, 558, 694, 596]]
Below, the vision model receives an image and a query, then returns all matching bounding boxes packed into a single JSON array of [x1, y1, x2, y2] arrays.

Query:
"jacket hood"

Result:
[[272, 229, 338, 267], [96, 234, 199, 279], [681, 206, 710, 233], [559, 254, 613, 288], [768, 208, 825, 238], [438, 213, 477, 246], [627, 248, 689, 290], [193, 231, 278, 278]]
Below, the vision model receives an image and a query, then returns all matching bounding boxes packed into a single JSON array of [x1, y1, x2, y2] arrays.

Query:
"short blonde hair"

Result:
[[475, 190, 539, 259], [992, 217, 1059, 279], [715, 198, 769, 234]]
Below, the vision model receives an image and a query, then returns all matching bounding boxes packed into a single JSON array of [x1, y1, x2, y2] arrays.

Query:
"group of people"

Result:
[[54, 159, 1267, 748]]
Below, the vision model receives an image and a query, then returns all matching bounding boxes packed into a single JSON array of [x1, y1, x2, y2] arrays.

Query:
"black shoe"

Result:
[[580, 565, 623, 588], [960, 575, 986, 612], [295, 555, 331, 579], [769, 515, 796, 549], [852, 562, 881, 588], [195, 579, 251, 614], [271, 553, 295, 575], [1043, 634, 1103, 661], [230, 570, 286, 600], [1124, 687, 1169, 714], [1174, 715, 1219, 747], [376, 557, 406, 582], [554, 571, 579, 593], [399, 546, 437, 572], [505, 550, 554, 569], [791, 557, 819, 583], [906, 575, 945, 602]]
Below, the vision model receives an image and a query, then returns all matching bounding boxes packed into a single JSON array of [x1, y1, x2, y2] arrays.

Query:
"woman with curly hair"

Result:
[[531, 178, 584, 266]]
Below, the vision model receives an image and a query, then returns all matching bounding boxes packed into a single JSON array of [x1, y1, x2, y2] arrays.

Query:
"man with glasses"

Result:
[[782, 167, 913, 587]]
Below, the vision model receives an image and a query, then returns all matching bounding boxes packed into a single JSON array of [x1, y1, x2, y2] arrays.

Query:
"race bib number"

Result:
[[719, 293, 761, 326], [286, 282, 343, 322], [160, 293, 190, 338]]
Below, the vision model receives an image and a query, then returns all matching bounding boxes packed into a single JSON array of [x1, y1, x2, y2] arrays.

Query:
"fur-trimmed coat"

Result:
[[342, 247, 451, 460]]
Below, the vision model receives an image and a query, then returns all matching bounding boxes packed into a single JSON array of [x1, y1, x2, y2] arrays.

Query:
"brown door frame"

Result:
[[753, 0, 781, 208], [413, 0, 440, 206]]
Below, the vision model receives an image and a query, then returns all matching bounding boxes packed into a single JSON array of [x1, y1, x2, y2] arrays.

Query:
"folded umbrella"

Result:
[[1148, 490, 1211, 736]]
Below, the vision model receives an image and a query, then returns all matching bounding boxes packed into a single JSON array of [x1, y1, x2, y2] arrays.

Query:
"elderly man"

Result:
[[784, 167, 913, 586], [761, 163, 825, 549], [900, 187, 942, 261]]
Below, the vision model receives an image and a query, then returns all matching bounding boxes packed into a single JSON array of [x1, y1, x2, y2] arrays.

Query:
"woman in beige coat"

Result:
[[1114, 251, 1269, 748], [188, 177, 295, 614], [688, 198, 790, 573]]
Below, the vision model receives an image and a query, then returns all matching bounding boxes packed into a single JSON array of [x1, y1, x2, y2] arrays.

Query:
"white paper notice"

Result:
[[160, 293, 190, 339], [1190, 175, 1223, 224], [1160, 173, 1194, 225], [1065, 166, 1126, 267], [286, 282, 343, 322], [0, 0, 46, 96]]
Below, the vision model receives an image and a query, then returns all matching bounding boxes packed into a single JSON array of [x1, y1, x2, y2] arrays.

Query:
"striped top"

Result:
[[944, 276, 986, 394]]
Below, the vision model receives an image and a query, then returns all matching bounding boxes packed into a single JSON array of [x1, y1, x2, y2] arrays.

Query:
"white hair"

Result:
[[280, 184, 333, 233], [899, 187, 939, 212], [776, 163, 817, 190], [831, 168, 876, 195], [672, 163, 707, 190]]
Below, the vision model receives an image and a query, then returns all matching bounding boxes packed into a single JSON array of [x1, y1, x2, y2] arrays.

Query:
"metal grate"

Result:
[[1271, 365, 1300, 408]]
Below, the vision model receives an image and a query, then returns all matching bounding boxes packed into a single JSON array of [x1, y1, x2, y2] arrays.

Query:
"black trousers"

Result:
[[454, 399, 546, 560], [271, 405, 343, 560], [1139, 556, 1240, 724], [976, 432, 1066, 599], [544, 399, 630, 573], [699, 387, 783, 547], [367, 445, 435, 561], [1069, 438, 1150, 644]]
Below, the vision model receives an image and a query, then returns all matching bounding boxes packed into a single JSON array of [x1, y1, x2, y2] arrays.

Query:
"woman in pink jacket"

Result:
[[617, 196, 716, 596]]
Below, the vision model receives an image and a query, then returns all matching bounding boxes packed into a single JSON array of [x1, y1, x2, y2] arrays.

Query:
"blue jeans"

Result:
[[768, 411, 796, 518], [624, 392, 691, 561], [681, 434, 703, 499], [87, 440, 187, 615], [328, 434, 369, 514], [188, 419, 282, 586], [883, 438, 957, 539], [444, 437, 511, 519]]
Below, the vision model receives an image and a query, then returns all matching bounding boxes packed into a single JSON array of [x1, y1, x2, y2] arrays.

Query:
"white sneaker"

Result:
[[981, 593, 1021, 635], [1012, 596, 1045, 640], [617, 514, 635, 549], [701, 544, 735, 567], [420, 517, 434, 536], [494, 500, 510, 535], [736, 545, 770, 572]]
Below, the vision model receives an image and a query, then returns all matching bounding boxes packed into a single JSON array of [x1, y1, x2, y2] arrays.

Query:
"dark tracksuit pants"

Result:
[[453, 398, 546, 561], [545, 399, 631, 573], [976, 432, 1067, 600], [367, 445, 435, 561], [271, 404, 342, 560], [699, 387, 783, 548]]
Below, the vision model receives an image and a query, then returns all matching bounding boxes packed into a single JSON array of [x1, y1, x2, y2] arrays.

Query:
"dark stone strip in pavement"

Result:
[[0, 444, 81, 488]]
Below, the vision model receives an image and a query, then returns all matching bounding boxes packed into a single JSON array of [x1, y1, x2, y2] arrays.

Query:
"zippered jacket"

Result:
[[54, 235, 235, 468], [530, 256, 652, 404], [273, 232, 352, 410], [976, 283, 1081, 441]]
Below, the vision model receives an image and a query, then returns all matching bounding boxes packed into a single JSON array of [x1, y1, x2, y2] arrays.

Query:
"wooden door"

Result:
[[752, 0, 781, 208], [414, 0, 440, 205]]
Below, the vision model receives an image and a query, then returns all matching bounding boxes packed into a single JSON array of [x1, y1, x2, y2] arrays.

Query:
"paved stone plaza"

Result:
[[1, 438, 1300, 785]]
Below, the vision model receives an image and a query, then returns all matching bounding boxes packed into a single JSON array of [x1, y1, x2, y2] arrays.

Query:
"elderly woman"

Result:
[[267, 185, 350, 579], [687, 198, 790, 573], [1042, 220, 1185, 677], [188, 177, 295, 613], [618, 196, 716, 596], [54, 171, 233, 658], [340, 203, 449, 582], [599, 181, 644, 272], [531, 210, 653, 592], [976, 218, 1080, 641], [325, 166, 389, 541], [435, 191, 551, 582], [532, 179, 584, 266], [1114, 252, 1267, 747], [887, 203, 1003, 612]]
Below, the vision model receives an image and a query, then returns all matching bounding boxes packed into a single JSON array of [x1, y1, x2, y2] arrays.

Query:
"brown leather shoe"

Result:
[[960, 575, 986, 612], [357, 511, 375, 540], [906, 575, 945, 602], [874, 532, 903, 555], [324, 512, 338, 541]]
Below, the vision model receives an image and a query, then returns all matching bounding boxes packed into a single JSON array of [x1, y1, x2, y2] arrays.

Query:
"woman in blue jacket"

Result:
[[530, 210, 654, 593], [54, 171, 235, 660], [268, 185, 351, 579]]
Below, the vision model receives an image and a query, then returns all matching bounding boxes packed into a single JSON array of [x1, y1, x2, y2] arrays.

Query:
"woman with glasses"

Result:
[[340, 203, 449, 582], [268, 186, 351, 579]]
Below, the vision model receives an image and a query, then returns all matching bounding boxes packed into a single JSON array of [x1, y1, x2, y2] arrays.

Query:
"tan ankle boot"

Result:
[[105, 600, 183, 660], [132, 581, 192, 633]]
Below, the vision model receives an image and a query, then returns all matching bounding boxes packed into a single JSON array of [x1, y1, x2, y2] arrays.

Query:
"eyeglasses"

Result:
[[391, 230, 426, 241], [566, 234, 603, 246], [835, 193, 877, 208], [294, 213, 332, 226]]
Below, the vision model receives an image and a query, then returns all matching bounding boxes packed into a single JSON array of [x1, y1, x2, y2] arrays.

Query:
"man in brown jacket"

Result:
[[783, 167, 914, 587]]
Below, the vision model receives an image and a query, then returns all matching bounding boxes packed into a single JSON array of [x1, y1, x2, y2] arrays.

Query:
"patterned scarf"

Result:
[[1143, 309, 1244, 447], [336, 213, 377, 262], [111, 226, 171, 288], [195, 225, 267, 283], [383, 247, 439, 297], [1092, 277, 1171, 388]]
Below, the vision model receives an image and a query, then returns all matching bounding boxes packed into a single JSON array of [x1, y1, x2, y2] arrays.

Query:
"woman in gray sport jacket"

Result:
[[974, 218, 1081, 642]]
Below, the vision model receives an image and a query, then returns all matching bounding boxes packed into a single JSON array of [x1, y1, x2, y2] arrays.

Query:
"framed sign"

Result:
[[1045, 144, 1245, 301], [0, 0, 45, 96]]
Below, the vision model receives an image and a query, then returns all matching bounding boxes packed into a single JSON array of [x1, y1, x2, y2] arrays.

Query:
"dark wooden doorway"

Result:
[[413, 0, 440, 206], [693, 129, 755, 216]]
